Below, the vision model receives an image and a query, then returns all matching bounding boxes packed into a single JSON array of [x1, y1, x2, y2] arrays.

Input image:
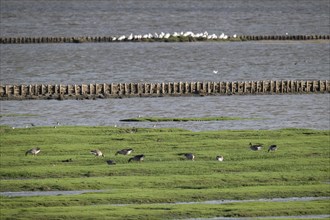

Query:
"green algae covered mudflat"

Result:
[[0, 126, 329, 219]]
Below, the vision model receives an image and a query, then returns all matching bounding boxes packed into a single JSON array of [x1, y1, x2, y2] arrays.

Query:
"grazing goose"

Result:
[[90, 149, 104, 157], [25, 147, 41, 156], [216, 155, 224, 161], [179, 153, 195, 160], [268, 145, 278, 152], [115, 148, 133, 156], [249, 143, 262, 151], [62, 158, 73, 162], [106, 160, 116, 165], [128, 154, 145, 163]]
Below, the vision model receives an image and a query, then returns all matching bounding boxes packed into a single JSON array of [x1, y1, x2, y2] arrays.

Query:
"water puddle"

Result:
[[185, 215, 330, 220], [1, 192, 328, 219], [107, 196, 330, 207], [0, 190, 104, 197], [173, 196, 330, 205]]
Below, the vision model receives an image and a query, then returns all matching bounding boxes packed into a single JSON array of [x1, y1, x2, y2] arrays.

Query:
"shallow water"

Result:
[[185, 215, 330, 220], [0, 190, 104, 197], [1, 189, 328, 205], [173, 196, 330, 205], [0, 94, 329, 131]]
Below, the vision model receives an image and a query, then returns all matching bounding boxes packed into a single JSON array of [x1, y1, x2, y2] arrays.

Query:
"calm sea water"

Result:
[[1, 0, 329, 36], [0, 0, 329, 131], [1, 94, 329, 131], [1, 42, 330, 84]]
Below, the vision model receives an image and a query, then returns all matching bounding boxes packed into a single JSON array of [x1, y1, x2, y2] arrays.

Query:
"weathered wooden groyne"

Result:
[[0, 80, 328, 100], [1, 35, 329, 44]]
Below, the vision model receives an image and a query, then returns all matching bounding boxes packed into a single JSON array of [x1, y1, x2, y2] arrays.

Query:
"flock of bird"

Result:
[[249, 143, 278, 152], [24, 143, 277, 165], [111, 31, 236, 41], [89, 148, 144, 165]]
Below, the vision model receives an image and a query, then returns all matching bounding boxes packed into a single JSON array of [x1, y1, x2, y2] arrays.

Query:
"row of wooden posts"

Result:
[[0, 35, 329, 44], [0, 80, 328, 100]]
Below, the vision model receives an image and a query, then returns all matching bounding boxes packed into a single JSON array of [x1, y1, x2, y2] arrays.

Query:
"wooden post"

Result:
[[117, 83, 122, 95], [317, 80, 321, 92], [306, 81, 310, 93], [39, 84, 43, 95], [206, 82, 210, 94], [12, 85, 16, 96], [104, 83, 108, 95], [311, 81, 315, 92], [75, 85, 78, 95], [5, 85, 10, 96], [34, 84, 38, 96], [109, 83, 113, 95], [81, 84, 86, 95], [136, 83, 140, 95], [28, 85, 32, 95], [121, 83, 125, 95], [325, 80, 328, 92], [172, 82, 176, 94], [149, 83, 153, 94], [196, 82, 200, 93], [270, 80, 274, 94], [298, 80, 302, 92], [21, 85, 25, 96], [15, 85, 19, 96], [288, 80, 292, 93], [94, 84, 99, 95], [249, 81, 253, 94], [168, 82, 172, 94], [225, 82, 229, 94], [262, 81, 265, 93], [156, 83, 160, 95], [256, 81, 260, 94], [46, 85, 50, 95], [301, 81, 304, 92], [144, 83, 148, 94], [191, 82, 195, 94], [59, 84, 63, 96], [89, 84, 92, 95], [66, 85, 71, 96]]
